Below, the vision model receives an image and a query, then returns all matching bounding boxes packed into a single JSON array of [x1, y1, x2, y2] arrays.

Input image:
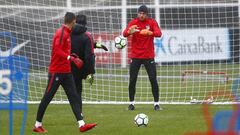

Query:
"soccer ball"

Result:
[[114, 35, 127, 49], [134, 113, 149, 127]]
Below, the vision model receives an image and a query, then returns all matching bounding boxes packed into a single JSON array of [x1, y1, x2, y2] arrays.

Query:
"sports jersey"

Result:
[[49, 25, 71, 73], [123, 18, 162, 59]]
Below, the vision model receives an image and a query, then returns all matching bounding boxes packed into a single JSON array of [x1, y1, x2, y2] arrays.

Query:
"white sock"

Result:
[[78, 120, 85, 127], [130, 101, 135, 105], [154, 102, 159, 106], [35, 121, 42, 128]]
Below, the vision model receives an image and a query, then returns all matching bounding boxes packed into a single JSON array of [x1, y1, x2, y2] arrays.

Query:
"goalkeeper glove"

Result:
[[95, 42, 108, 51], [139, 29, 153, 36], [86, 74, 94, 86], [127, 25, 139, 35], [67, 53, 83, 69]]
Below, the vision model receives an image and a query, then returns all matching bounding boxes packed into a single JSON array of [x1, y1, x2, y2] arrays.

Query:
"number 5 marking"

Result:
[[0, 70, 12, 96]]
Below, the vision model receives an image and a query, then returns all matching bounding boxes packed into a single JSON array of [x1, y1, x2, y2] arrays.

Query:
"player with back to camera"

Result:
[[70, 14, 108, 112], [33, 12, 96, 133], [123, 5, 163, 111]]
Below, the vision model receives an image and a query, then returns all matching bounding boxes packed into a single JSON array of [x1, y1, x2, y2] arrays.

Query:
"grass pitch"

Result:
[[1, 64, 238, 134], [0, 104, 232, 135]]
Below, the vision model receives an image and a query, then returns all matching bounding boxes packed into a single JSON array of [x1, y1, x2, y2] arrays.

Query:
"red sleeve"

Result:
[[152, 20, 162, 37], [54, 33, 69, 59], [122, 20, 135, 37]]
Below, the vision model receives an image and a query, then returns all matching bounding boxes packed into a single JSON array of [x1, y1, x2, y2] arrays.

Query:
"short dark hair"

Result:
[[138, 5, 148, 14], [64, 12, 76, 24], [76, 14, 87, 25]]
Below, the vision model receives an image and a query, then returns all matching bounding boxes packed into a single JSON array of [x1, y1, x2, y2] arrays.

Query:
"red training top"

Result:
[[49, 25, 71, 73], [123, 18, 162, 59]]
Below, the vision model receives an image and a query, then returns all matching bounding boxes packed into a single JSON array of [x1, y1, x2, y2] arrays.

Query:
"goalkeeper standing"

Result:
[[123, 5, 162, 111], [71, 14, 108, 111], [33, 12, 96, 133]]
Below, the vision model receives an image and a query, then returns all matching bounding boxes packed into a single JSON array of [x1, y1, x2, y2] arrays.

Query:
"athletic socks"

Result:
[[35, 121, 42, 128], [130, 101, 135, 105], [154, 102, 159, 106], [78, 120, 85, 127]]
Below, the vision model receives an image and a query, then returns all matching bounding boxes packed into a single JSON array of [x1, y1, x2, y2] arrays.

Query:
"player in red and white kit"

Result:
[[33, 12, 96, 133], [123, 5, 163, 111]]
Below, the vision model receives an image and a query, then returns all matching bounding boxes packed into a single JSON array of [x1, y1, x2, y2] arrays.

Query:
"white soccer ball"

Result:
[[134, 113, 149, 127], [114, 35, 127, 49]]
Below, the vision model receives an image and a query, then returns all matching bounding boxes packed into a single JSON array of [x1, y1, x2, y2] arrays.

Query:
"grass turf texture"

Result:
[[0, 104, 233, 135]]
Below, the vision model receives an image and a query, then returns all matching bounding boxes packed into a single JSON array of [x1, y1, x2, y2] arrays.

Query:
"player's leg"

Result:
[[143, 59, 162, 110], [72, 71, 83, 111], [75, 78, 83, 111], [72, 73, 83, 98], [71, 65, 83, 98], [61, 73, 83, 120], [75, 79, 83, 98], [61, 73, 96, 132], [33, 73, 61, 132], [128, 58, 141, 110]]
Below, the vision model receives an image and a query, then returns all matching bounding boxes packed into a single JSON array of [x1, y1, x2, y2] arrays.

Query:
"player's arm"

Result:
[[94, 42, 108, 51], [84, 36, 96, 85], [84, 34, 96, 75], [55, 34, 83, 69], [122, 20, 139, 37], [84, 42, 95, 75], [54, 35, 69, 59], [139, 20, 162, 37], [151, 20, 162, 37]]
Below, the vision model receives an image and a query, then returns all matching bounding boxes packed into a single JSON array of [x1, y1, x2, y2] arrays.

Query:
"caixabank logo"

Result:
[[154, 28, 230, 63], [154, 36, 165, 55]]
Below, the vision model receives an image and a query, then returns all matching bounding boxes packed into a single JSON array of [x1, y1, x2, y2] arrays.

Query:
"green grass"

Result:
[[7, 63, 238, 134], [0, 104, 233, 135]]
